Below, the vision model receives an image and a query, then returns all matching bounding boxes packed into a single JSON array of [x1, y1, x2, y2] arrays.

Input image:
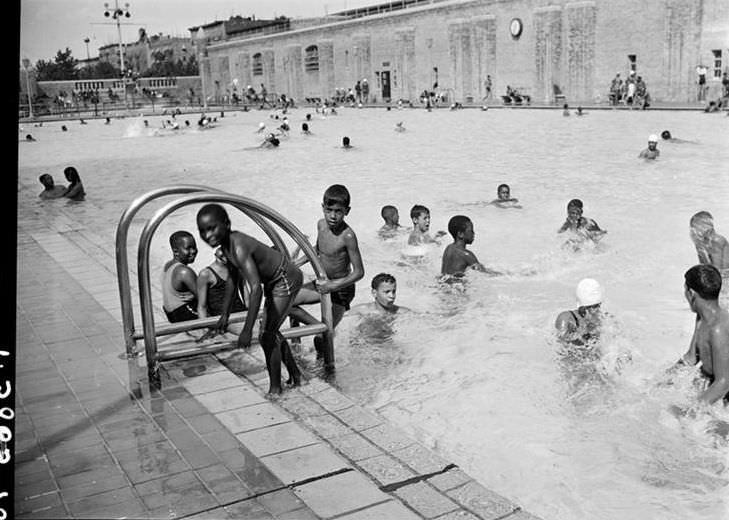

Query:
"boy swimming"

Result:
[[441, 215, 490, 277], [489, 184, 522, 208], [408, 205, 447, 245], [557, 199, 606, 246], [197, 204, 302, 394], [38, 174, 67, 199], [378, 205, 403, 238], [638, 134, 660, 159], [555, 278, 604, 347], [162, 231, 199, 323], [690, 211, 729, 307], [349, 273, 410, 316]]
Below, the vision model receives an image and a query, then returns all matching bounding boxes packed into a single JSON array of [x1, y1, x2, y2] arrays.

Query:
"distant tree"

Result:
[[35, 48, 78, 81], [141, 49, 198, 77], [78, 61, 120, 79]]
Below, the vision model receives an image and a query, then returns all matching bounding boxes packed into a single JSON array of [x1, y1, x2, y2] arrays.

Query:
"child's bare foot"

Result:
[[268, 385, 283, 396], [314, 336, 325, 360], [286, 373, 302, 387]]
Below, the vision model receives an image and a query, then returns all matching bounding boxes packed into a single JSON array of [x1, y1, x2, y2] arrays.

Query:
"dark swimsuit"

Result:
[[205, 267, 245, 316], [315, 229, 355, 310]]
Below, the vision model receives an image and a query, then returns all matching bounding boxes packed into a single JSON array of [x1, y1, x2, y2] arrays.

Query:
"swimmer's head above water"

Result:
[[661, 130, 671, 140], [371, 273, 398, 310], [342, 136, 351, 148], [380, 205, 399, 226], [647, 134, 658, 150], [497, 184, 511, 200], [410, 205, 431, 232], [448, 215, 474, 243], [689, 210, 715, 241]]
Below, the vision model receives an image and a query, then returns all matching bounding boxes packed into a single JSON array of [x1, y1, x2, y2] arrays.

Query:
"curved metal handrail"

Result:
[[115, 185, 290, 355], [137, 192, 334, 378]]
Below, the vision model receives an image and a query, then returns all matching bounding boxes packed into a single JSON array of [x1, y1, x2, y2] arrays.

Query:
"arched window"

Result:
[[304, 45, 319, 72], [252, 53, 263, 76]]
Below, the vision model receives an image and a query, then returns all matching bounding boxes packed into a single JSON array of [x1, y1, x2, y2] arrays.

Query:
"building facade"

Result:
[[200, 0, 729, 104]]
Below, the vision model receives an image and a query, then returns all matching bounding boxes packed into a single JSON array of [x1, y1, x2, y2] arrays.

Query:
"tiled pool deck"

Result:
[[15, 193, 542, 519]]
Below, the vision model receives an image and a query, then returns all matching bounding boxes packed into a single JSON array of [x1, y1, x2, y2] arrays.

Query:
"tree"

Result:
[[35, 48, 78, 81], [78, 61, 120, 79]]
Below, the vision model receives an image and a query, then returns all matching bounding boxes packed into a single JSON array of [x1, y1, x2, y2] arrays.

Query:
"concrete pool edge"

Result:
[[16, 183, 543, 519]]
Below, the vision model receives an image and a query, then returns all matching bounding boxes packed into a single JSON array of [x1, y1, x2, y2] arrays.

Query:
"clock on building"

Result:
[[510, 18, 523, 38]]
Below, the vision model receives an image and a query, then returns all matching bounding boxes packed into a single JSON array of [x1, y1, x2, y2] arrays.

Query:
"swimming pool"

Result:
[[18, 106, 729, 520]]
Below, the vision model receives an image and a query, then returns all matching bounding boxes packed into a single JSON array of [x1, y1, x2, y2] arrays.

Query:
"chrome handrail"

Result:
[[136, 192, 334, 379]]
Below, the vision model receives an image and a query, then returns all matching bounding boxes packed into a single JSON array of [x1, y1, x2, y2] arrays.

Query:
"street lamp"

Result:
[[84, 37, 91, 60], [22, 58, 34, 120], [104, 1, 131, 73]]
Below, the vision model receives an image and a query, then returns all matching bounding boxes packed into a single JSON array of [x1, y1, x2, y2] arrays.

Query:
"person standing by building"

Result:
[[484, 75, 493, 101], [361, 79, 369, 104], [354, 80, 362, 103], [696, 66, 708, 102]]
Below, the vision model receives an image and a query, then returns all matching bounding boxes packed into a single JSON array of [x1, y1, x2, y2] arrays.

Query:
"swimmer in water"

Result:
[[349, 273, 410, 316], [378, 205, 403, 239], [562, 103, 570, 116], [260, 133, 280, 148], [557, 199, 607, 246], [144, 120, 149, 127], [489, 184, 522, 209], [394, 121, 406, 132], [61, 125, 68, 132], [639, 134, 660, 159], [671, 265, 729, 407], [690, 211, 729, 307], [80, 118, 87, 125], [38, 174, 67, 199], [408, 205, 447, 245], [576, 106, 586, 116], [306, 113, 312, 121], [255, 122, 266, 133], [25, 134, 36, 142], [342, 136, 353, 149], [105, 117, 111, 124], [660, 130, 696, 144], [555, 278, 604, 346], [441, 215, 494, 277], [301, 123, 312, 135]]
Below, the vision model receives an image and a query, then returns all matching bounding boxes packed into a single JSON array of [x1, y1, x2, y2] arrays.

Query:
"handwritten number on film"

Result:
[[0, 349, 9, 519]]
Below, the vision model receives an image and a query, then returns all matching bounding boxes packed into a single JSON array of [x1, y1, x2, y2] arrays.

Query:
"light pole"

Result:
[[22, 58, 34, 120], [84, 37, 91, 60], [199, 50, 208, 111], [104, 1, 131, 73]]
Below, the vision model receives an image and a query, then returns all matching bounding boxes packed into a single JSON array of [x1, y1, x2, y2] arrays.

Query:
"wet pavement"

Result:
[[15, 187, 542, 519]]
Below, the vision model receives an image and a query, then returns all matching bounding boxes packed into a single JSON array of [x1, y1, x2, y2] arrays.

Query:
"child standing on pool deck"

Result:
[[408, 205, 447, 245], [293, 184, 365, 356], [162, 231, 199, 323], [197, 204, 302, 394]]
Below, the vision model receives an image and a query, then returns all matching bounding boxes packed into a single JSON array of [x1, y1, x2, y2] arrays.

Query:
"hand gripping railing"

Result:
[[115, 185, 291, 357], [136, 191, 334, 381]]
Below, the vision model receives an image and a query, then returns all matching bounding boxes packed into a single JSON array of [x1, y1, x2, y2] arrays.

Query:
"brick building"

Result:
[[199, 0, 729, 104]]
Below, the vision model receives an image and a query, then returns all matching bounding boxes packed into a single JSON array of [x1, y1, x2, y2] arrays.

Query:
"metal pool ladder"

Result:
[[115, 185, 335, 382]]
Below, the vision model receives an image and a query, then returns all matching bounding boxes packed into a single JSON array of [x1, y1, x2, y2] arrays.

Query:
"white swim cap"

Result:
[[648, 134, 658, 142], [258, 122, 265, 128], [576, 278, 603, 307]]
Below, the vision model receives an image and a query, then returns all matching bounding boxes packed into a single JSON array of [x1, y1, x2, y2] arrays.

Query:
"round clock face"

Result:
[[510, 18, 523, 38]]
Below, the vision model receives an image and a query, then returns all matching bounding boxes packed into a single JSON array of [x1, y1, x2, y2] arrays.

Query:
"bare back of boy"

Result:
[[222, 231, 282, 282], [441, 243, 483, 276], [690, 308, 729, 403]]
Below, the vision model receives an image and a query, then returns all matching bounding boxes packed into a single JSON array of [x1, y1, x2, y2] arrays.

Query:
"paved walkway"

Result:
[[15, 185, 542, 520]]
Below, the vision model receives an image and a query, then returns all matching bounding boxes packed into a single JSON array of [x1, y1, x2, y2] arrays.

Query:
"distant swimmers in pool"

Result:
[[350, 273, 410, 316], [260, 133, 280, 148], [575, 106, 586, 116], [639, 134, 660, 159], [301, 123, 312, 135], [62, 166, 86, 201], [660, 130, 696, 144], [558, 199, 606, 247], [562, 103, 570, 116], [409, 205, 447, 245], [394, 121, 406, 132], [378, 205, 404, 239], [25, 134, 36, 142], [38, 174, 66, 199], [105, 117, 111, 124], [342, 136, 353, 149], [490, 184, 522, 209]]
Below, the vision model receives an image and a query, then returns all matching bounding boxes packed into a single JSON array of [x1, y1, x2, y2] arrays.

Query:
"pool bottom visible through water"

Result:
[[17, 107, 729, 520]]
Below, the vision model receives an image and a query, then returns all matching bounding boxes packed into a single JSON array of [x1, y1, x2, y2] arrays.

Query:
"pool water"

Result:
[[18, 107, 729, 520]]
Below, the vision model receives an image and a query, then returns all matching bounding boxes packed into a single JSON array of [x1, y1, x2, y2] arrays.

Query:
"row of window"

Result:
[[250, 45, 320, 76]]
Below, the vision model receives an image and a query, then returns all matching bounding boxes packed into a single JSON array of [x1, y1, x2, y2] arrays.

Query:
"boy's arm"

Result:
[[234, 244, 263, 349], [317, 230, 365, 293], [557, 220, 570, 233], [196, 270, 212, 319], [63, 183, 83, 198], [698, 325, 729, 404]]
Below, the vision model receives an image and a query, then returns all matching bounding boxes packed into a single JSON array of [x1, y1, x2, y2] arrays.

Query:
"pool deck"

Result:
[[15, 183, 542, 519]]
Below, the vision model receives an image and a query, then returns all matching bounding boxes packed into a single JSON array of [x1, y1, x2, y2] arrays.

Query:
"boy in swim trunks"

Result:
[[162, 231, 199, 323], [557, 199, 607, 245], [408, 205, 447, 245], [441, 215, 490, 277], [197, 204, 302, 394], [293, 184, 365, 356], [690, 211, 729, 308], [673, 264, 729, 405], [196, 247, 247, 318]]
